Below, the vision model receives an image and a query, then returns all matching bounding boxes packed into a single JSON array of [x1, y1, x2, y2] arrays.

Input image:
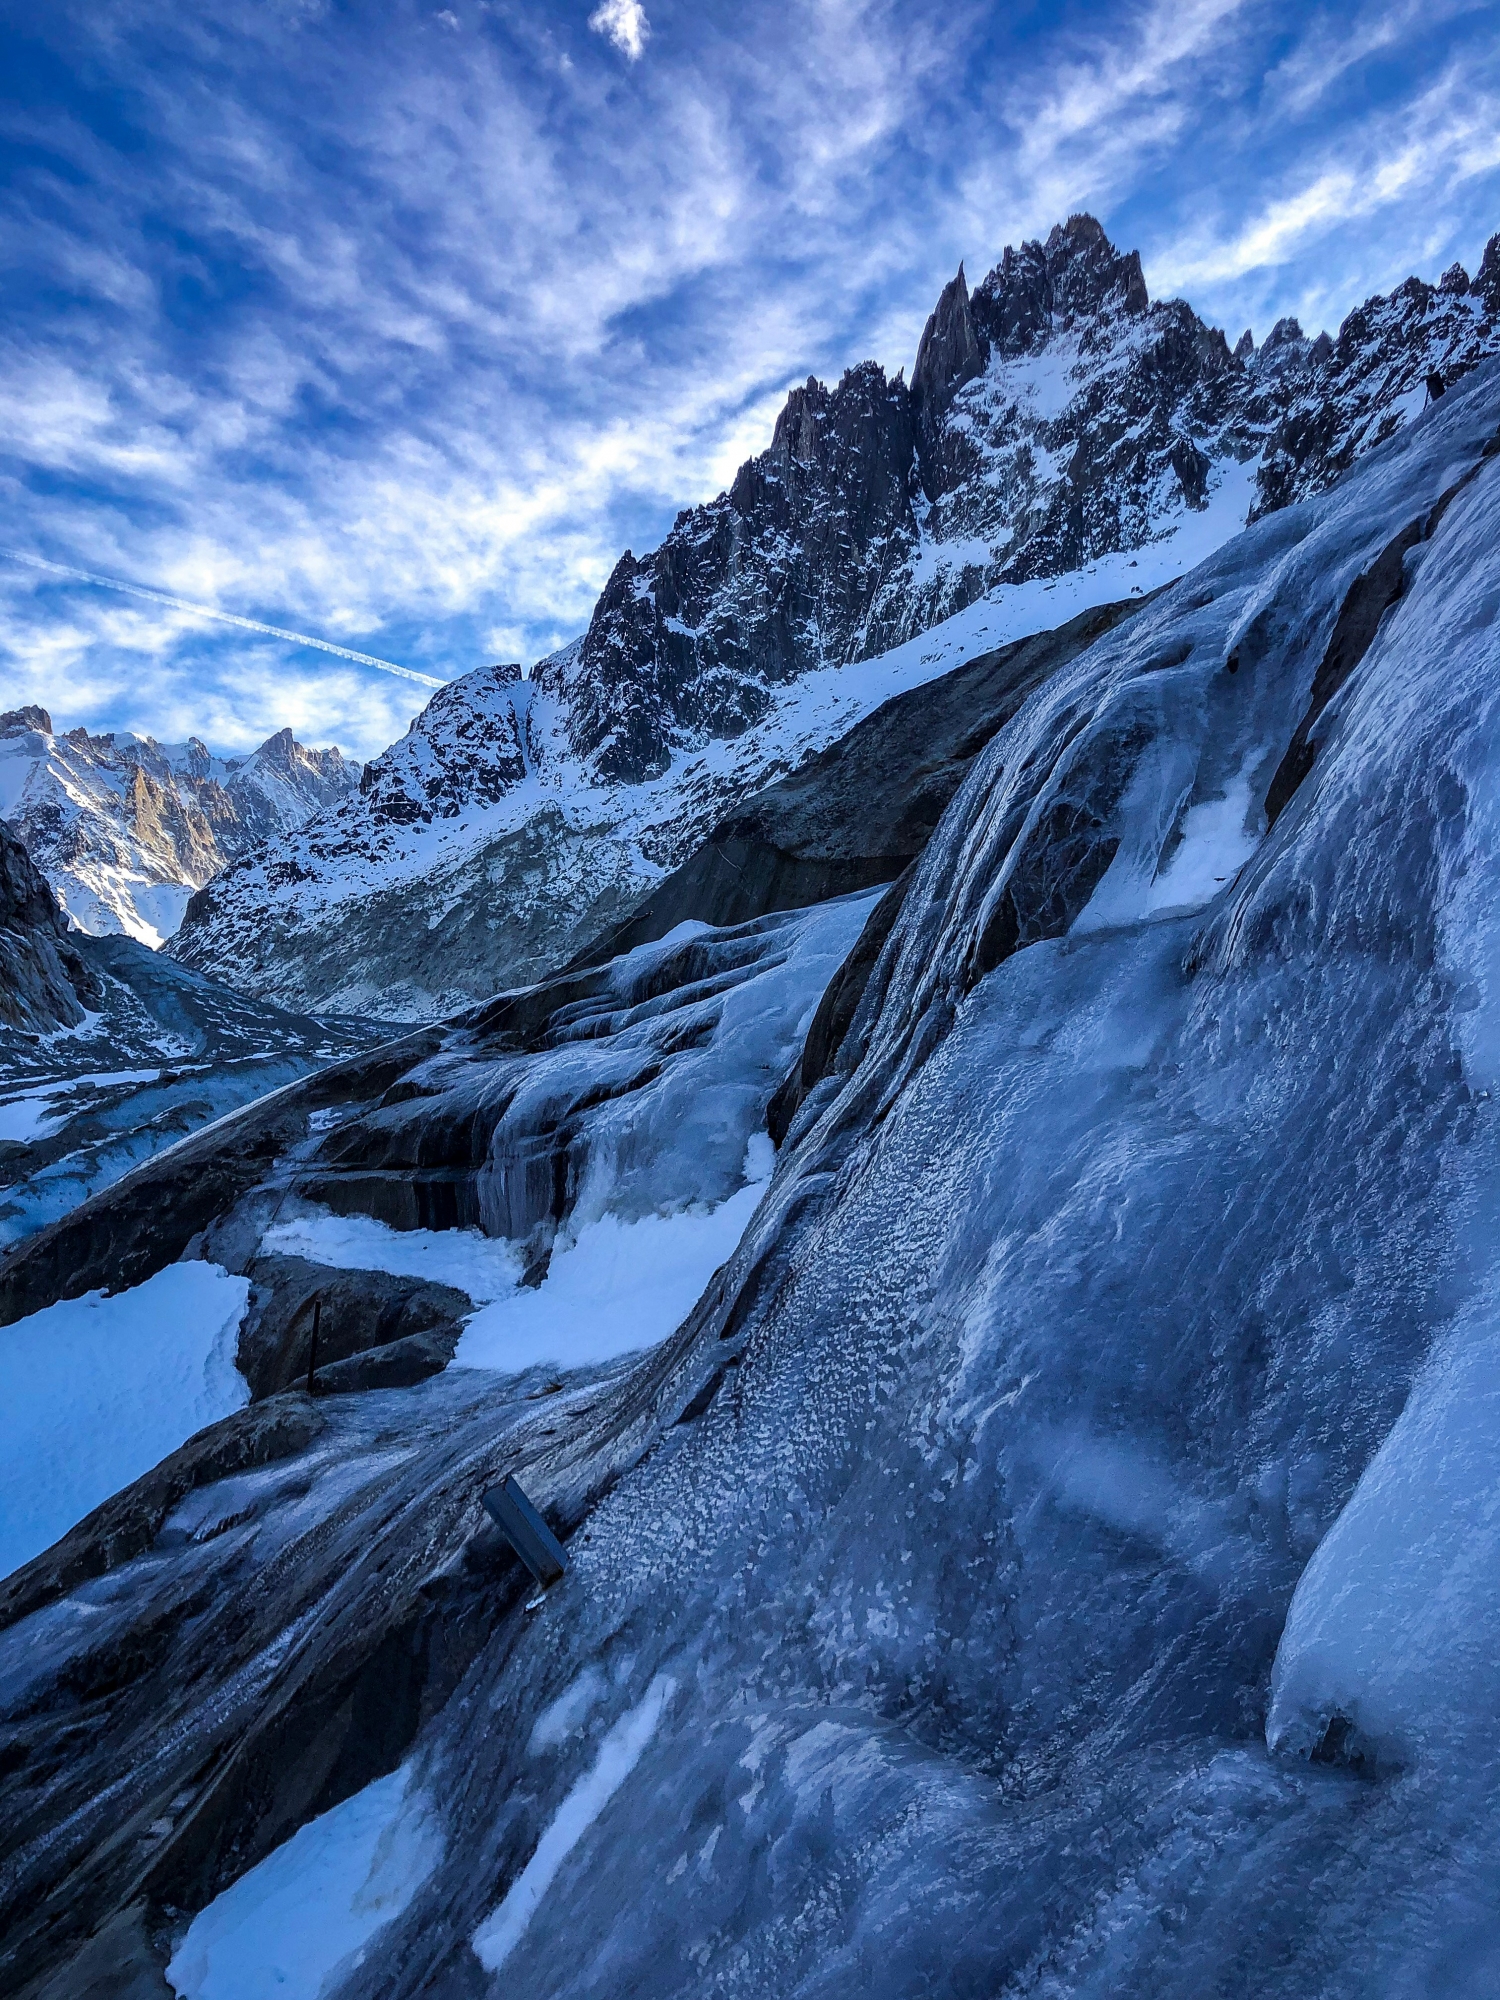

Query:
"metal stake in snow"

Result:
[[482, 1475, 568, 1588]]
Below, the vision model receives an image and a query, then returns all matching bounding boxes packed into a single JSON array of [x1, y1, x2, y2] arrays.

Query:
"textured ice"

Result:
[[471, 1675, 676, 1973], [0, 1262, 249, 1579]]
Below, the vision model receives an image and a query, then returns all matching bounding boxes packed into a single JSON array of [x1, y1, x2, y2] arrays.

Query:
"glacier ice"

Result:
[[6, 367, 1500, 1997]]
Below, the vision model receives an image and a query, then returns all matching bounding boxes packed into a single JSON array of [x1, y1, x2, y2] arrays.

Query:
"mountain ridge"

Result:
[[167, 213, 1500, 1017], [0, 707, 360, 947]]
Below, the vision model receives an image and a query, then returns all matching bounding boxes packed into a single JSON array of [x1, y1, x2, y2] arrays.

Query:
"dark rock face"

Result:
[[541, 366, 919, 784], [0, 818, 103, 1032], [911, 264, 987, 485], [237, 1253, 473, 1399], [583, 594, 1147, 960]]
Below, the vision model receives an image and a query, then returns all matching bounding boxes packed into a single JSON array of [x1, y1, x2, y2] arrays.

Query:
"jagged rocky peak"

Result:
[[911, 264, 985, 419], [1, 705, 53, 738], [542, 357, 920, 785], [544, 211, 1250, 789], [969, 211, 1149, 359], [354, 661, 527, 823]]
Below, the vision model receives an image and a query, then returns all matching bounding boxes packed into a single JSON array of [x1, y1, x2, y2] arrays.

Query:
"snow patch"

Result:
[[260, 1209, 521, 1303], [0, 1262, 250, 1580], [167, 1762, 441, 2000], [454, 1174, 767, 1376]]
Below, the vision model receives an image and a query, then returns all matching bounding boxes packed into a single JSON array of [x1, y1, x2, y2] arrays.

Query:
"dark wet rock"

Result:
[[768, 863, 915, 1145], [0, 1362, 653, 2000], [237, 1253, 473, 1399], [0, 1395, 326, 1636], [1264, 443, 1500, 825], [0, 818, 103, 1033]]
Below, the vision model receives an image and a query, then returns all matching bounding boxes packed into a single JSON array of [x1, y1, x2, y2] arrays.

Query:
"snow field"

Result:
[[257, 1136, 776, 1378]]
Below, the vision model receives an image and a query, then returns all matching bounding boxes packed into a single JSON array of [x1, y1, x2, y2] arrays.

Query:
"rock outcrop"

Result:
[[0, 817, 103, 1033]]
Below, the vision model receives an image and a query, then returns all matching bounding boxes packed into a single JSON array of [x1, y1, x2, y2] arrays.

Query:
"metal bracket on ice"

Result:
[[482, 1475, 568, 1588]]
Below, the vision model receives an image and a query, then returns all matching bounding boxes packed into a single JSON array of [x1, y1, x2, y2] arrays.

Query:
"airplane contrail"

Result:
[[0, 547, 447, 689]]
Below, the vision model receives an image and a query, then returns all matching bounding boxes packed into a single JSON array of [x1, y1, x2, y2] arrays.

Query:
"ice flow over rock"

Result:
[[4, 362, 1500, 1998]]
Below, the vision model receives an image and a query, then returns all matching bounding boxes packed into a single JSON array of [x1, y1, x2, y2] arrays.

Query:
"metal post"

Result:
[[307, 1298, 321, 1395]]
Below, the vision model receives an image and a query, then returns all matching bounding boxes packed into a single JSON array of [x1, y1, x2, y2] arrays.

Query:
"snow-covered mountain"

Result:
[[169, 217, 1500, 1022], [4, 358, 1500, 1999], [0, 707, 359, 947]]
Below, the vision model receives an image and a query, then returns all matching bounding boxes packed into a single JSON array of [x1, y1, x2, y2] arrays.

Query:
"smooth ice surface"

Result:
[[471, 1676, 675, 1973], [260, 1209, 522, 1302], [455, 1148, 771, 1374], [167, 1763, 441, 2000], [474, 893, 876, 1240], [0, 1262, 249, 1579]]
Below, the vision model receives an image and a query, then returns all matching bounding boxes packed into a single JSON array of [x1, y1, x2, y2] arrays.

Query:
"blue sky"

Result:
[[1, 0, 1497, 762]]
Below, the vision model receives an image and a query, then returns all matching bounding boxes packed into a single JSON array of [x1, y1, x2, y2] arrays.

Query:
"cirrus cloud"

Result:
[[0, 0, 1495, 761]]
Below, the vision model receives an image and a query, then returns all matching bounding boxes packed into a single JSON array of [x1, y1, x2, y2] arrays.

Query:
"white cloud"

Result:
[[589, 0, 650, 62], [1148, 63, 1500, 306]]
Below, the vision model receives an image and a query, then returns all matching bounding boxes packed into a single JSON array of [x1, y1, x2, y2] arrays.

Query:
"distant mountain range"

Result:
[[0, 708, 359, 947], [18, 213, 1499, 1019]]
